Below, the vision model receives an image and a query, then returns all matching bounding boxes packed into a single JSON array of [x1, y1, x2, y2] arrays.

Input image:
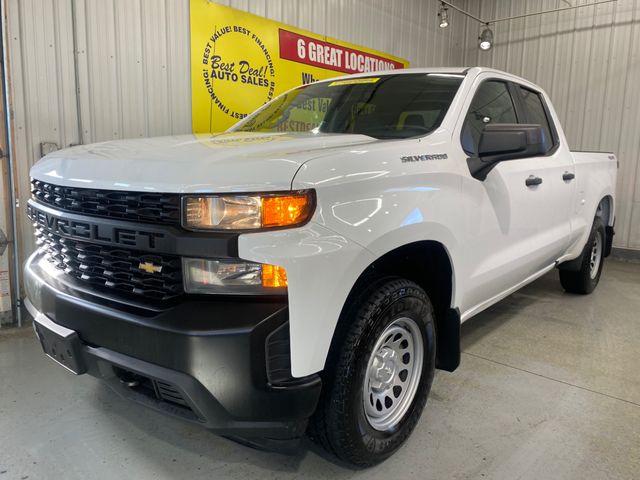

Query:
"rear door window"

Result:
[[515, 86, 556, 152]]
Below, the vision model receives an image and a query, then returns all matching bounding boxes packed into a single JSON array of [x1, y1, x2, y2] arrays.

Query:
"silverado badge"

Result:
[[138, 262, 162, 274]]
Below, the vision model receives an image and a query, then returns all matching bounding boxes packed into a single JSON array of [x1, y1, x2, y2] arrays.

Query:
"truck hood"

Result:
[[30, 132, 376, 193]]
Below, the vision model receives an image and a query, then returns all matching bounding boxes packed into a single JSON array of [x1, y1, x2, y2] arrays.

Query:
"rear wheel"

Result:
[[309, 277, 436, 468], [559, 216, 606, 294]]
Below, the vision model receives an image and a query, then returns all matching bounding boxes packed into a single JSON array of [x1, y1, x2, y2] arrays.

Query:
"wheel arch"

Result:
[[333, 240, 461, 373], [597, 194, 615, 257], [561, 194, 615, 272], [597, 194, 615, 226]]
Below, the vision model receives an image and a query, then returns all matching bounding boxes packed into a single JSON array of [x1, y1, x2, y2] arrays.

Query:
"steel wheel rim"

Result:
[[590, 231, 603, 279], [363, 317, 424, 431]]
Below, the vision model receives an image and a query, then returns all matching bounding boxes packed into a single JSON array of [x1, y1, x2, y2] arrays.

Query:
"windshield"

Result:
[[231, 73, 464, 140]]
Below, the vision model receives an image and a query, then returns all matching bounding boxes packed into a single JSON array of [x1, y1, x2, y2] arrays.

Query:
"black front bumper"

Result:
[[24, 252, 321, 443]]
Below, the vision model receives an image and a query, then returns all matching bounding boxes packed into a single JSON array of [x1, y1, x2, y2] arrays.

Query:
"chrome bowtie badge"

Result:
[[139, 262, 162, 274]]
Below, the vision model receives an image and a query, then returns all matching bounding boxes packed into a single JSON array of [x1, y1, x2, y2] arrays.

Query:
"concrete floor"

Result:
[[1, 259, 639, 479]]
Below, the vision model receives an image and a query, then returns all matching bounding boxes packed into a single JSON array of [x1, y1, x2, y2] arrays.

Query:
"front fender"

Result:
[[238, 222, 376, 378]]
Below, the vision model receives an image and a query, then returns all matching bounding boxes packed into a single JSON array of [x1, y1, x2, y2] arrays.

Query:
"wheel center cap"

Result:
[[372, 347, 397, 388]]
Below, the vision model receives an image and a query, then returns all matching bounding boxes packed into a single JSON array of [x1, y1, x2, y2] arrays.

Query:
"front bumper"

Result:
[[24, 252, 321, 443]]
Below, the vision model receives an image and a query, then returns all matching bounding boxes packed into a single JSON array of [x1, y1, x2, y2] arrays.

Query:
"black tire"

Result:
[[309, 277, 436, 468], [559, 216, 606, 294]]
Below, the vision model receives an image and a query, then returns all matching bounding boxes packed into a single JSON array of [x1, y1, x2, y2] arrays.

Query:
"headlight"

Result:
[[183, 258, 287, 294], [183, 190, 315, 231]]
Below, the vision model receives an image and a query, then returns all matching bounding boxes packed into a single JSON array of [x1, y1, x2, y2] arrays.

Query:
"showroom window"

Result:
[[461, 80, 518, 155]]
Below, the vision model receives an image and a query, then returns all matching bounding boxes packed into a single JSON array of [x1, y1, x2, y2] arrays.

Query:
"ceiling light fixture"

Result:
[[438, 0, 617, 51], [479, 25, 494, 51], [438, 3, 449, 28]]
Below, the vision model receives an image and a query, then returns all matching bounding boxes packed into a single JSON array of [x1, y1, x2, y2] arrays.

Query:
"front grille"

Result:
[[35, 227, 183, 301], [31, 179, 181, 225]]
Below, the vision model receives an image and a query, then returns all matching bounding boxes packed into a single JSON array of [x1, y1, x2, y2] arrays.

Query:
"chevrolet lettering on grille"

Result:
[[27, 202, 166, 250]]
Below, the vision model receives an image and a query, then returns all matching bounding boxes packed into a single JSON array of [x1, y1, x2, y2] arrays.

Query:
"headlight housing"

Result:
[[183, 258, 287, 294], [183, 190, 315, 231]]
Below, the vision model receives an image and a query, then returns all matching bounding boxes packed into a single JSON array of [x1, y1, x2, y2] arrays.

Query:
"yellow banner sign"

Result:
[[190, 1, 409, 133]]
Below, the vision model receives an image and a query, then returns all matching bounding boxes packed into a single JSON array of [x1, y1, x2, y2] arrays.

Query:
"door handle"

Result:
[[525, 175, 543, 187], [562, 172, 575, 181]]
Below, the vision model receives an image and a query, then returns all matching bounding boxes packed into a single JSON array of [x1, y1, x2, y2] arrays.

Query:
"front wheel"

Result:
[[559, 216, 606, 294], [309, 277, 436, 468]]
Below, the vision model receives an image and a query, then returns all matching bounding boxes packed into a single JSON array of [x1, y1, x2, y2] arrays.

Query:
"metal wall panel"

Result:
[[6, 0, 80, 271], [74, 0, 192, 142], [462, 0, 640, 249]]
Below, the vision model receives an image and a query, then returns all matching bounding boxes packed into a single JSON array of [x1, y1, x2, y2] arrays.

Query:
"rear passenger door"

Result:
[[511, 83, 575, 266]]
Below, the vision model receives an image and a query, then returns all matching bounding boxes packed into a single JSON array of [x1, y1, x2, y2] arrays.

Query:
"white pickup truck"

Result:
[[25, 67, 616, 467]]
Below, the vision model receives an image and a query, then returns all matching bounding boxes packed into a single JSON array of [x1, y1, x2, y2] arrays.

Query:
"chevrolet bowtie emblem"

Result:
[[139, 262, 162, 274]]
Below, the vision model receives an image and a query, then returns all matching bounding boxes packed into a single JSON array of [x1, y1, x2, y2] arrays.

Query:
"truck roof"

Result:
[[318, 67, 537, 90]]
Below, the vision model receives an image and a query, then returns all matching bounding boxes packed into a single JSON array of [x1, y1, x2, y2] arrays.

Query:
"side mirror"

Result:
[[467, 124, 547, 181]]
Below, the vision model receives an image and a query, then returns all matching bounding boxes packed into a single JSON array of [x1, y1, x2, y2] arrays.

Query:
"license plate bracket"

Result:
[[33, 313, 87, 375]]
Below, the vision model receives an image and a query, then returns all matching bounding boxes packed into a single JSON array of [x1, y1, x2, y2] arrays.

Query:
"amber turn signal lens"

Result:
[[183, 191, 314, 231], [261, 264, 288, 288], [261, 193, 313, 228]]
